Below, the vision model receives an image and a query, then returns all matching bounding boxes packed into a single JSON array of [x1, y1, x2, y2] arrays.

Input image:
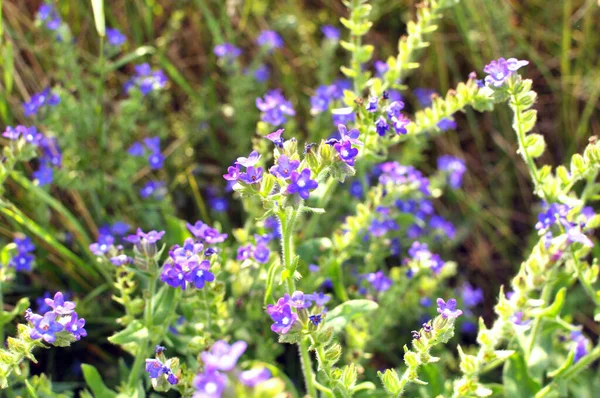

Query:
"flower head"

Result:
[[239, 368, 271, 387], [286, 169, 318, 200], [321, 25, 341, 41], [106, 28, 126, 47], [214, 43, 242, 60], [236, 151, 261, 168], [483, 57, 529, 87], [256, 90, 295, 126], [201, 340, 247, 372], [65, 312, 87, 340], [186, 221, 228, 244], [257, 30, 283, 51], [44, 292, 76, 315], [270, 155, 300, 179], [193, 370, 227, 398], [338, 124, 363, 146], [461, 283, 484, 307], [436, 298, 463, 320], [185, 260, 215, 289], [334, 140, 359, 166], [29, 311, 64, 343], [437, 155, 466, 189], [265, 129, 285, 148]]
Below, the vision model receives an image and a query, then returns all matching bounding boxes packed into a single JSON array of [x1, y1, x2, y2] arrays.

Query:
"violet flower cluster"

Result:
[[37, 3, 62, 32], [9, 236, 36, 272], [193, 340, 271, 398], [266, 291, 330, 335], [310, 79, 351, 115], [373, 100, 410, 136], [483, 57, 529, 87], [26, 292, 87, 344], [145, 345, 179, 386], [124, 63, 168, 95], [161, 237, 216, 290], [256, 90, 295, 126], [23, 88, 60, 117], [128, 136, 165, 170], [535, 203, 595, 248]]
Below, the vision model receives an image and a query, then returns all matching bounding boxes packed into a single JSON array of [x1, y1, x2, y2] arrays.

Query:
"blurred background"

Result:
[[0, 0, 599, 386]]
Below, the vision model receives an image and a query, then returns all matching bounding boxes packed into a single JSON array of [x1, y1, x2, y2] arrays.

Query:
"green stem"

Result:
[[526, 266, 558, 360], [298, 337, 319, 398], [127, 262, 158, 391], [561, 343, 600, 380]]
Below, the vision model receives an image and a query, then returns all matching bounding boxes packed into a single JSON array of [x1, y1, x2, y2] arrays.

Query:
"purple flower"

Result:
[[270, 155, 299, 179], [306, 292, 330, 307], [349, 180, 364, 199], [461, 283, 484, 307], [338, 124, 364, 146], [110, 254, 131, 266], [201, 340, 247, 372], [161, 263, 188, 290], [566, 225, 594, 247], [266, 300, 297, 334], [239, 368, 271, 387], [139, 180, 165, 199], [186, 221, 228, 244], [185, 261, 215, 289], [171, 238, 204, 265], [438, 155, 466, 189], [209, 197, 228, 213], [45, 292, 76, 315], [374, 60, 389, 77], [128, 142, 145, 156], [436, 298, 463, 320], [483, 57, 529, 87], [386, 101, 405, 118], [257, 30, 284, 51], [535, 203, 570, 231], [126, 228, 165, 245], [237, 244, 253, 261], [2, 126, 21, 140], [125, 64, 167, 95], [510, 311, 530, 326], [37, 4, 62, 31], [89, 234, 115, 256], [375, 116, 390, 137], [15, 237, 35, 253], [414, 88, 435, 107], [214, 43, 242, 60], [65, 312, 87, 340], [321, 25, 341, 41], [289, 291, 306, 308], [23, 88, 60, 117], [106, 28, 126, 47], [334, 140, 359, 166], [239, 166, 263, 184], [437, 118, 457, 131], [11, 252, 34, 271], [256, 90, 295, 126], [148, 152, 165, 169], [33, 164, 54, 186], [193, 370, 227, 398], [365, 271, 392, 292], [156, 345, 166, 354], [252, 242, 270, 264], [223, 163, 241, 181], [145, 359, 167, 378], [571, 330, 590, 363], [366, 96, 378, 112], [253, 64, 270, 82], [265, 129, 285, 148], [237, 151, 261, 168], [286, 168, 318, 200], [391, 113, 410, 134], [29, 311, 64, 343]]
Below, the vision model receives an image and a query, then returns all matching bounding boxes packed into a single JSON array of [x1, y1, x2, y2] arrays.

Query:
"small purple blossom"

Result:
[[237, 244, 253, 261], [65, 313, 87, 340], [239, 368, 271, 387], [337, 124, 364, 146], [321, 25, 341, 41], [194, 370, 227, 398], [45, 292, 76, 315], [128, 142, 145, 156], [365, 271, 392, 292], [23, 88, 60, 117], [106, 28, 126, 47], [139, 180, 165, 199], [223, 163, 241, 181], [125, 63, 167, 95], [256, 90, 295, 126], [334, 140, 359, 166], [201, 340, 247, 372], [29, 311, 64, 343], [145, 359, 167, 379], [436, 298, 463, 320], [286, 168, 318, 200], [265, 129, 285, 148], [270, 155, 299, 179], [237, 151, 261, 168], [266, 300, 298, 334], [89, 234, 115, 256], [186, 221, 228, 244], [375, 116, 390, 137], [214, 43, 242, 60], [461, 283, 484, 307], [161, 263, 187, 290], [257, 30, 284, 51], [483, 57, 529, 87], [438, 155, 467, 189], [252, 242, 270, 264], [185, 261, 215, 289]]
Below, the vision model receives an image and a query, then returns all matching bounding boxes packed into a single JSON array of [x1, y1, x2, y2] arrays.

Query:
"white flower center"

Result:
[[205, 382, 217, 394], [178, 274, 183, 280], [282, 317, 290, 325], [297, 180, 305, 188], [197, 270, 204, 278]]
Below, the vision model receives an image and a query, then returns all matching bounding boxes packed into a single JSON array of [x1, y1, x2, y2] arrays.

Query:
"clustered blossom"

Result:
[[125, 228, 165, 258], [106, 28, 126, 47], [140, 180, 166, 199], [237, 237, 272, 264], [535, 203, 595, 248], [23, 88, 60, 117], [145, 346, 179, 386], [37, 3, 62, 32], [161, 237, 216, 290], [326, 124, 362, 167], [256, 30, 283, 52], [223, 151, 262, 185], [124, 63, 168, 95], [483, 57, 529, 87], [193, 340, 271, 398], [256, 90, 295, 126], [27, 292, 87, 344], [9, 236, 36, 272], [266, 291, 330, 335], [128, 136, 165, 169], [88, 221, 131, 262], [214, 43, 242, 61], [404, 241, 446, 276], [360, 270, 392, 294], [371, 100, 410, 136], [187, 220, 228, 244], [437, 155, 466, 189], [310, 79, 351, 115]]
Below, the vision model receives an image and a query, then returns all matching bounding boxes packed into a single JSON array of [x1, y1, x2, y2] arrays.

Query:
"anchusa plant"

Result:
[[1, 0, 600, 397]]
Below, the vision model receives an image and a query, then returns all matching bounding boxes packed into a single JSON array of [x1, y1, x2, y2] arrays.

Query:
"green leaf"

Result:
[[152, 284, 179, 326], [538, 287, 566, 318], [164, 215, 192, 247], [90, 0, 106, 37], [503, 353, 541, 397], [107, 320, 148, 345], [24, 380, 38, 398], [81, 364, 117, 398], [325, 299, 378, 334], [0, 297, 30, 325]]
